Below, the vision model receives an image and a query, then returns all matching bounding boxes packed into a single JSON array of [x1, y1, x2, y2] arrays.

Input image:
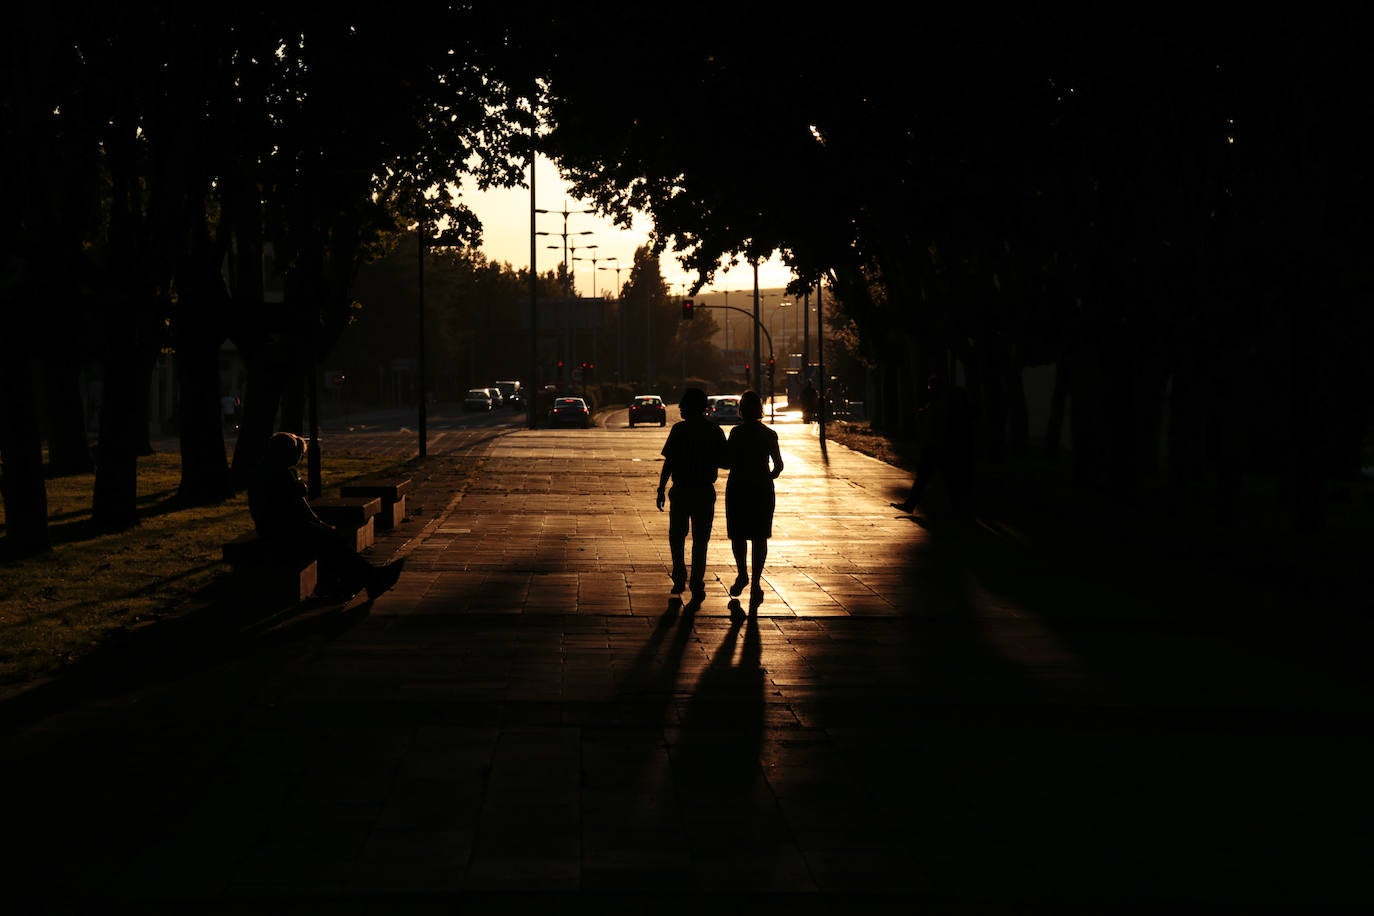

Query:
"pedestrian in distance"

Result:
[[656, 387, 729, 600], [800, 379, 818, 424], [248, 432, 405, 601], [724, 390, 784, 607]]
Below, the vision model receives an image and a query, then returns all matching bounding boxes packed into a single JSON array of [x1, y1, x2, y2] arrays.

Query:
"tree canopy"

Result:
[[2, 6, 1369, 557]]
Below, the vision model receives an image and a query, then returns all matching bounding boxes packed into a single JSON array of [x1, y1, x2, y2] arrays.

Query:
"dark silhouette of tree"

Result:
[[534, 5, 1370, 524], [2, 7, 547, 548], [616, 246, 677, 389]]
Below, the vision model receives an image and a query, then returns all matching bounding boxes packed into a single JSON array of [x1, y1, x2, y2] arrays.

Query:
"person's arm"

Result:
[[290, 474, 334, 531], [769, 434, 784, 479], [657, 462, 671, 510], [657, 430, 674, 510]]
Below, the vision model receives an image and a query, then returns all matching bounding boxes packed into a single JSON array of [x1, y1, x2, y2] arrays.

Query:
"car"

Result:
[[494, 380, 524, 410], [485, 387, 505, 409], [548, 396, 592, 427], [628, 395, 666, 427], [464, 388, 493, 411], [706, 394, 740, 424]]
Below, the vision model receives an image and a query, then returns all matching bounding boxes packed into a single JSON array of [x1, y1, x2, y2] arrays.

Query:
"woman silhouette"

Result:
[[724, 390, 784, 606]]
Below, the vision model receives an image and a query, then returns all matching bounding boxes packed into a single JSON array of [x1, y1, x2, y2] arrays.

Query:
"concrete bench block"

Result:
[[340, 477, 412, 530], [222, 533, 317, 603], [312, 496, 380, 550]]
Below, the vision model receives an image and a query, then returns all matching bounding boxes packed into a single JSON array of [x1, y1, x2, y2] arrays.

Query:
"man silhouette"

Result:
[[656, 388, 728, 598]]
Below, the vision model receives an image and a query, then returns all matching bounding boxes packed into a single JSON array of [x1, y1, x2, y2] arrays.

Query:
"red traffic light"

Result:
[[682, 299, 694, 320]]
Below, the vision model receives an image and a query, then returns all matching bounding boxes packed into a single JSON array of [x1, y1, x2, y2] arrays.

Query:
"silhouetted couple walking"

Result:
[[657, 388, 784, 607]]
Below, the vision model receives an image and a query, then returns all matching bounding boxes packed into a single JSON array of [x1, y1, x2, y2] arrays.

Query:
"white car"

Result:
[[464, 388, 493, 411], [706, 395, 741, 424]]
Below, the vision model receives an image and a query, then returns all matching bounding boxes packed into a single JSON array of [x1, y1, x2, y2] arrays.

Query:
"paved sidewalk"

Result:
[[3, 417, 1372, 909]]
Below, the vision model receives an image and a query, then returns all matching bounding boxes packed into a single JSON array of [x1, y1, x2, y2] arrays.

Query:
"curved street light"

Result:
[[535, 203, 595, 297], [597, 257, 626, 381], [571, 243, 602, 297]]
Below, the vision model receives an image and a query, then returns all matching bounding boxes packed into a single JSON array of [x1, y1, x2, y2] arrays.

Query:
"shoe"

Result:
[[670, 580, 686, 596], [749, 585, 765, 605], [729, 574, 748, 597], [891, 501, 915, 513], [366, 558, 406, 600]]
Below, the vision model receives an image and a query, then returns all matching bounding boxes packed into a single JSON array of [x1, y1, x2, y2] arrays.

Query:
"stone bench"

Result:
[[310, 495, 381, 552], [222, 533, 318, 603], [339, 476, 412, 531]]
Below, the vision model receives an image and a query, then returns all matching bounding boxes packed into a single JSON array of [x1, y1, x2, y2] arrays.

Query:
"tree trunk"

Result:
[[0, 356, 51, 557], [173, 237, 235, 506], [229, 336, 287, 492], [92, 346, 156, 532], [175, 340, 234, 505], [42, 359, 95, 476]]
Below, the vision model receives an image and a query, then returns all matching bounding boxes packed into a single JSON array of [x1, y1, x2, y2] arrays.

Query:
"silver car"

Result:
[[706, 395, 740, 424], [464, 388, 493, 411]]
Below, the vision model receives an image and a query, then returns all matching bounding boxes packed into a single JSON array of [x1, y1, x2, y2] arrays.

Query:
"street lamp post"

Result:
[[535, 202, 594, 297], [571, 242, 599, 368], [709, 287, 748, 370], [598, 257, 625, 382], [597, 256, 624, 297], [538, 229, 593, 297], [571, 244, 602, 297], [767, 301, 792, 419]]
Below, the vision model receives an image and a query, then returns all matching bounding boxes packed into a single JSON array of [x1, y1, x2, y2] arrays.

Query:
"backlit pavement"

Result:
[[3, 407, 1372, 909]]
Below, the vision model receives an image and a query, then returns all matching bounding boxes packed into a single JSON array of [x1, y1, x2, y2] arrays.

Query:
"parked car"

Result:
[[548, 396, 592, 428], [495, 380, 523, 410], [464, 388, 493, 411], [706, 394, 740, 424], [628, 395, 666, 427]]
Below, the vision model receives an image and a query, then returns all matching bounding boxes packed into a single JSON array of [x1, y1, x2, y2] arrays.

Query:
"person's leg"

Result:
[[667, 489, 688, 592], [729, 539, 748, 596], [749, 537, 768, 604], [893, 453, 932, 512], [299, 525, 402, 599], [688, 487, 715, 593]]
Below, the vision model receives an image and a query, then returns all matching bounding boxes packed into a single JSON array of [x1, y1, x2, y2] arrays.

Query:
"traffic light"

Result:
[[556, 359, 564, 378], [744, 363, 750, 384], [681, 299, 694, 320]]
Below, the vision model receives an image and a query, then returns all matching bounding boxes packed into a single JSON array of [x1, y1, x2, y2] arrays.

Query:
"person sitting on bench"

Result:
[[248, 432, 404, 601]]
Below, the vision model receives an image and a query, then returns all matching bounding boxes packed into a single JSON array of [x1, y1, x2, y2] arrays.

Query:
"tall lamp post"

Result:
[[599, 257, 626, 384], [767, 301, 791, 419], [535, 201, 594, 297], [597, 256, 624, 297], [572, 245, 603, 297], [709, 287, 748, 369], [754, 289, 781, 391], [571, 242, 600, 369], [538, 229, 593, 297]]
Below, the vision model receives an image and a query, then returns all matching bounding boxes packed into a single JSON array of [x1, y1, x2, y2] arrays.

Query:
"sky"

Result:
[[457, 156, 796, 299]]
